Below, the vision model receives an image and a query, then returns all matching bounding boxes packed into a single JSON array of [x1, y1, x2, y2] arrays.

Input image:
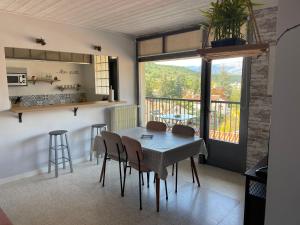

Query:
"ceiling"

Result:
[[0, 0, 278, 37]]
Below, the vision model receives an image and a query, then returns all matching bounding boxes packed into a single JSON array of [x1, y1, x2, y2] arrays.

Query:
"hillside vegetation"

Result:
[[144, 62, 241, 101]]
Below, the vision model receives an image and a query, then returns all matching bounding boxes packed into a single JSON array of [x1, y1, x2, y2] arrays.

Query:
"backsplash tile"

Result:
[[10, 93, 87, 107]]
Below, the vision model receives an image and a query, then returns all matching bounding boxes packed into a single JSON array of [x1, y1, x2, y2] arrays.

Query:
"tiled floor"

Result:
[[0, 207, 13, 225], [0, 159, 245, 225]]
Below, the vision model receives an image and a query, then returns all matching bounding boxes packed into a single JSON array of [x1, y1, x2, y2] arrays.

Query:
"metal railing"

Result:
[[144, 97, 240, 144], [209, 100, 240, 143]]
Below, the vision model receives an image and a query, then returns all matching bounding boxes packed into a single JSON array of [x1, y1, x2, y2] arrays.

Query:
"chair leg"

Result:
[[99, 154, 106, 183], [164, 180, 168, 200], [175, 163, 178, 193], [118, 157, 123, 197], [141, 172, 144, 186], [48, 135, 52, 173], [191, 160, 195, 183], [147, 172, 150, 188], [172, 164, 175, 176], [190, 157, 200, 187], [122, 162, 127, 196], [60, 134, 66, 169], [129, 165, 132, 174], [153, 173, 156, 183], [102, 154, 107, 187], [139, 171, 142, 210]]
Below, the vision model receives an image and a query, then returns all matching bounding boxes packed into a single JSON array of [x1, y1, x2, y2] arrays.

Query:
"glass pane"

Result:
[[95, 64, 100, 71], [103, 71, 109, 79], [208, 57, 243, 144], [103, 79, 109, 86], [139, 57, 202, 135]]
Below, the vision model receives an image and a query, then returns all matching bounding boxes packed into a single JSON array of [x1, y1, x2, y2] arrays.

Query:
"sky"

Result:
[[155, 57, 243, 67]]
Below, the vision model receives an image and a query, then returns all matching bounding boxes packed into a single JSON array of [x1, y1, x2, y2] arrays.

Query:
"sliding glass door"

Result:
[[204, 57, 249, 172], [138, 56, 249, 172]]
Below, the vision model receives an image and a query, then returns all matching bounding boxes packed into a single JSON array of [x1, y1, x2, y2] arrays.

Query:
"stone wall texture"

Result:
[[246, 7, 278, 168]]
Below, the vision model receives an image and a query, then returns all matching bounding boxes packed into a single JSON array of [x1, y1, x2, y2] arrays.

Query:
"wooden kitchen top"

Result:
[[11, 100, 127, 113]]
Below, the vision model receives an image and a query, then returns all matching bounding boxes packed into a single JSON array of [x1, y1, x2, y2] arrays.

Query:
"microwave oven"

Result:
[[7, 73, 27, 86]]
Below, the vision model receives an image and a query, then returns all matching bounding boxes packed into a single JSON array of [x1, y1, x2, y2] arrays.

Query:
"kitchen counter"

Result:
[[10, 100, 127, 123]]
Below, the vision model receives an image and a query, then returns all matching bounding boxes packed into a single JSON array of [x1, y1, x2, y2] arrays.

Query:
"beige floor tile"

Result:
[[0, 159, 244, 225]]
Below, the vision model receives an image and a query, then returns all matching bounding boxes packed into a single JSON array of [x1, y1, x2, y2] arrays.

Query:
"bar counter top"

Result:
[[11, 100, 126, 113]]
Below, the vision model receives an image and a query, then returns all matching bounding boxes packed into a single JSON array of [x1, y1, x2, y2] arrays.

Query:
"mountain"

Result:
[[186, 64, 242, 75]]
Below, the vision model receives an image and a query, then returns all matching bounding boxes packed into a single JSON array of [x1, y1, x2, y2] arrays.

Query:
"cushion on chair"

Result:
[[92, 124, 107, 128], [49, 130, 68, 135]]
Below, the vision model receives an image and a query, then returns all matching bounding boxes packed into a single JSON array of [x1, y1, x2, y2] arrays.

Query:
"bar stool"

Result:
[[48, 130, 73, 177], [90, 124, 108, 164]]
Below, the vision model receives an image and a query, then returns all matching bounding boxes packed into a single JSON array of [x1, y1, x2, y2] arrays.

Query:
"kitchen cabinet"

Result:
[[4, 47, 92, 64], [31, 49, 46, 60]]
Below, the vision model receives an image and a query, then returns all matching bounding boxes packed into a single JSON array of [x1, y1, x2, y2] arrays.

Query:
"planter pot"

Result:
[[211, 38, 246, 48]]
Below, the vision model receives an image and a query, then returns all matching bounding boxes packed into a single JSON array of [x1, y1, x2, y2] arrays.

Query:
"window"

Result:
[[95, 55, 109, 95]]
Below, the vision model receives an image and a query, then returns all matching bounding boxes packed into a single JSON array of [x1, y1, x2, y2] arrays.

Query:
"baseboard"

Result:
[[0, 157, 87, 186]]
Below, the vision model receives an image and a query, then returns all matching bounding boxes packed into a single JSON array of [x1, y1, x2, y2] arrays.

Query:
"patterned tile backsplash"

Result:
[[10, 93, 87, 107]]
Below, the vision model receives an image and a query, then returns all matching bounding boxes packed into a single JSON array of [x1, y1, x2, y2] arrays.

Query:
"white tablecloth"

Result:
[[93, 127, 208, 179]]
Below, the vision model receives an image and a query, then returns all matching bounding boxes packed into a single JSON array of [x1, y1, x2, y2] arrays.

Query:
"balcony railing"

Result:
[[144, 97, 240, 144]]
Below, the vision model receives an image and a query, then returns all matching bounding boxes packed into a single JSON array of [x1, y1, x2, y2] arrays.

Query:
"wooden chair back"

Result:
[[101, 131, 124, 158], [172, 124, 195, 137], [121, 136, 143, 164], [146, 121, 167, 132]]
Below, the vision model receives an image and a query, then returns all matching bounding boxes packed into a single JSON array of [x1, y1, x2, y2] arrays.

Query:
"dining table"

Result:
[[93, 127, 208, 212]]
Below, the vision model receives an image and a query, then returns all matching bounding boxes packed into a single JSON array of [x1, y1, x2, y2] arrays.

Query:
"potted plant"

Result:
[[203, 0, 253, 47]]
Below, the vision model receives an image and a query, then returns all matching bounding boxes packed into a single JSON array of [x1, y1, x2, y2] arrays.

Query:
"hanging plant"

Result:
[[202, 0, 256, 47]]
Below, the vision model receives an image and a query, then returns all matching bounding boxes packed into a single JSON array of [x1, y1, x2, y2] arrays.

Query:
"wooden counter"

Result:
[[10, 100, 127, 123]]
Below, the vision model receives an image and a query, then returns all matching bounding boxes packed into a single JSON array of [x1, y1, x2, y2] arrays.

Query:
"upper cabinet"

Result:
[[5, 47, 92, 64]]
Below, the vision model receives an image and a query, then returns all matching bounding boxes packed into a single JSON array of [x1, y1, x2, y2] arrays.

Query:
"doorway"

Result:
[[203, 57, 249, 172], [138, 56, 249, 172]]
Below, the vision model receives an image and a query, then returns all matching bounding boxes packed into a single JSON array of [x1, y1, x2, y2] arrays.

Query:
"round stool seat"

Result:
[[92, 124, 107, 128], [49, 130, 68, 136]]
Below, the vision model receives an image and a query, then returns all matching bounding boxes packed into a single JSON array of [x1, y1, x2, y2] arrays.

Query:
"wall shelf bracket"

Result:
[[18, 113, 23, 123], [73, 107, 78, 116]]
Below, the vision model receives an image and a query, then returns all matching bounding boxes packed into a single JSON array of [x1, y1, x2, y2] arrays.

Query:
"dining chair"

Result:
[[99, 131, 128, 197], [146, 121, 167, 131], [171, 124, 200, 193], [146, 121, 169, 183], [121, 136, 168, 210]]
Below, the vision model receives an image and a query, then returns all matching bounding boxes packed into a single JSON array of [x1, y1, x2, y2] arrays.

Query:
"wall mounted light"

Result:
[[36, 38, 46, 46], [94, 45, 102, 52]]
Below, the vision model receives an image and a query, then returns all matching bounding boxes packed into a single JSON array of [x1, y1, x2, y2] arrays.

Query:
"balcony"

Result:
[[144, 97, 240, 144]]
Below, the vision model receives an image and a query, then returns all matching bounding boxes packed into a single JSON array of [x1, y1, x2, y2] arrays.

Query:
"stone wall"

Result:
[[246, 7, 278, 168]]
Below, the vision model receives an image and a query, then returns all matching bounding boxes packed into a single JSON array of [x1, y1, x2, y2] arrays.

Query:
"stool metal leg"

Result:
[[96, 128, 100, 165], [90, 127, 94, 161], [60, 134, 66, 169], [48, 135, 52, 173], [65, 134, 73, 173], [175, 162, 178, 193], [54, 135, 58, 178]]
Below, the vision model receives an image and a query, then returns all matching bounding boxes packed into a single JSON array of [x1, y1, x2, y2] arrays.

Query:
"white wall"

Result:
[[0, 12, 135, 179], [265, 0, 300, 224]]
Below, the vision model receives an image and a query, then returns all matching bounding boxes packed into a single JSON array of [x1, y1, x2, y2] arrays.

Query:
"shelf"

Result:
[[28, 79, 61, 85], [10, 100, 126, 123], [198, 43, 269, 60], [57, 85, 81, 92]]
